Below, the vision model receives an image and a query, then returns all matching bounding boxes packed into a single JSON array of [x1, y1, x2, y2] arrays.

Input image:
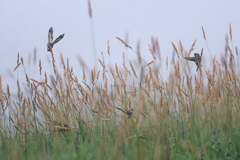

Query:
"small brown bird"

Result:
[[47, 27, 64, 53], [184, 53, 202, 71], [116, 107, 134, 118], [54, 121, 70, 133]]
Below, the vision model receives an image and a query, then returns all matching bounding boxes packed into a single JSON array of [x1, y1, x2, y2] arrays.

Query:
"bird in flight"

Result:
[[116, 107, 134, 118], [47, 27, 64, 53], [184, 53, 202, 71]]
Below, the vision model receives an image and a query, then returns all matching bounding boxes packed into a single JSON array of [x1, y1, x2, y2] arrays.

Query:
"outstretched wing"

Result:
[[52, 34, 64, 45], [48, 27, 53, 43], [116, 107, 125, 113], [184, 57, 196, 62]]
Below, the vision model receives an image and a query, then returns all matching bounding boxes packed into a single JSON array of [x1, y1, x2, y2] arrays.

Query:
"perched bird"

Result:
[[184, 53, 202, 71], [116, 107, 134, 118], [54, 121, 69, 128], [54, 121, 70, 134], [47, 27, 64, 53]]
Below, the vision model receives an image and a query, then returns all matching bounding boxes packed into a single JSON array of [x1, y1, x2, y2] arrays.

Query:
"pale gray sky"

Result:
[[0, 1, 240, 93]]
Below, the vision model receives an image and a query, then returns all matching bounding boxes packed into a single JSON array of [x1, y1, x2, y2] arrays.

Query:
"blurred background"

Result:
[[0, 0, 240, 95]]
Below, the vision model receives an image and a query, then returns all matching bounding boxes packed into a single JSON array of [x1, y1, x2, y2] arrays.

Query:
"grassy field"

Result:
[[1, 26, 240, 160]]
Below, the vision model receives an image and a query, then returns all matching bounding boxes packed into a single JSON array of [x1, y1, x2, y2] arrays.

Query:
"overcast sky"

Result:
[[1, 1, 240, 93]]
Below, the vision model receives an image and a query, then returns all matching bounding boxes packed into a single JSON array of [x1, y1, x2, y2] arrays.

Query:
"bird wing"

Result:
[[184, 57, 196, 62], [116, 107, 125, 113], [52, 34, 64, 45], [48, 27, 53, 43]]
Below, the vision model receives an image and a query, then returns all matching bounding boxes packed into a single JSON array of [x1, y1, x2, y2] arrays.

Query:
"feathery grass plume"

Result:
[[17, 52, 19, 64], [171, 42, 179, 58], [170, 50, 176, 65], [60, 53, 66, 71], [229, 23, 232, 41], [151, 37, 156, 53], [39, 60, 42, 75], [91, 68, 95, 85], [213, 55, 216, 74], [78, 56, 87, 70], [139, 66, 144, 87], [227, 45, 234, 59], [105, 78, 108, 94], [129, 61, 137, 78], [116, 36, 132, 49], [148, 44, 156, 59], [97, 70, 100, 80], [154, 39, 161, 61], [202, 26, 206, 40], [93, 65, 96, 83], [173, 60, 177, 78], [33, 47, 37, 65], [123, 63, 131, 77], [144, 61, 154, 67], [107, 40, 110, 55], [7, 84, 10, 99], [229, 64, 236, 84], [179, 40, 184, 57], [28, 52, 31, 65], [188, 39, 196, 57], [194, 73, 199, 93], [110, 66, 116, 81], [98, 58, 104, 68], [217, 61, 222, 79], [21, 57, 24, 66], [166, 56, 168, 70], [13, 63, 21, 72], [82, 67, 86, 82], [229, 51, 234, 69], [137, 40, 141, 64], [17, 80, 21, 100], [83, 81, 92, 92], [67, 58, 69, 72], [115, 63, 119, 76], [101, 52, 106, 81], [224, 35, 229, 60], [177, 60, 180, 80], [88, 0, 92, 18]]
